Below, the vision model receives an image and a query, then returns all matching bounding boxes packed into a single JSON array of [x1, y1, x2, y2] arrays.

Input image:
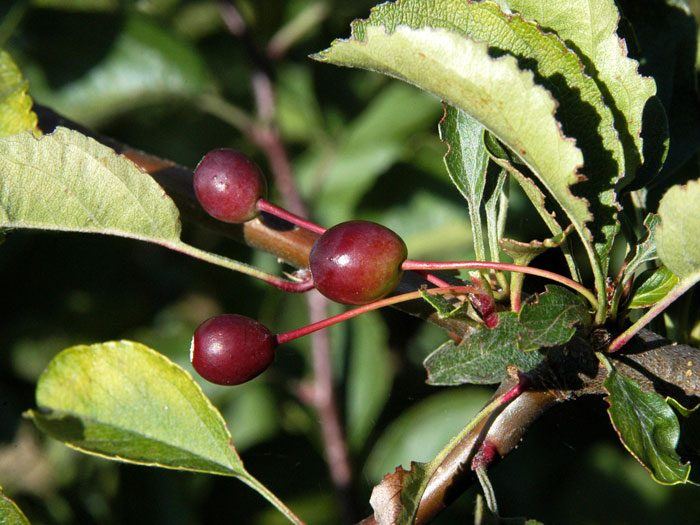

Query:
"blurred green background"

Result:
[[1, 0, 699, 523]]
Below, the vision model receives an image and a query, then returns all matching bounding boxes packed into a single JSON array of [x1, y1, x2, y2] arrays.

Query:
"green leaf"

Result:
[[364, 388, 492, 483], [484, 169, 508, 262], [296, 83, 439, 224], [620, 1, 699, 178], [31, 0, 118, 11], [657, 179, 700, 282], [0, 127, 181, 242], [419, 290, 469, 320], [0, 50, 38, 138], [623, 214, 661, 281], [485, 148, 580, 279], [439, 105, 488, 260], [603, 363, 691, 485], [31, 15, 210, 126], [424, 313, 544, 385], [517, 285, 591, 351], [346, 312, 393, 451], [27, 340, 301, 523], [497, 0, 659, 187], [27, 341, 244, 475], [0, 126, 278, 281], [377, 191, 474, 260], [0, 491, 30, 525], [314, 0, 619, 284], [500, 228, 571, 267], [628, 266, 679, 309], [424, 285, 590, 384], [667, 397, 700, 418]]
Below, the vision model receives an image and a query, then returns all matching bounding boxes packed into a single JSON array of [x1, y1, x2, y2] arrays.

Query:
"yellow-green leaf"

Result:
[[0, 127, 181, 242], [497, 0, 659, 185], [28, 340, 243, 475], [0, 491, 30, 525], [27, 341, 302, 524], [0, 50, 38, 138], [657, 179, 700, 281], [628, 266, 679, 309], [314, 0, 612, 317]]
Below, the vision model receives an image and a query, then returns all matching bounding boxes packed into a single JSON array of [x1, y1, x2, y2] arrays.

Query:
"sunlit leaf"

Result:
[[628, 266, 679, 309], [27, 341, 244, 475], [315, 0, 620, 280], [657, 179, 700, 282], [0, 127, 181, 242], [0, 490, 30, 525], [484, 169, 508, 262], [500, 228, 571, 267], [603, 363, 690, 485], [496, 0, 660, 187], [0, 126, 272, 281], [0, 50, 38, 138], [27, 341, 301, 523], [620, 0, 699, 178]]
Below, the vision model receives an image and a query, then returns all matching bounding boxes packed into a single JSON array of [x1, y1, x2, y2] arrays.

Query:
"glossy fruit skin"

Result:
[[310, 220, 408, 305], [191, 314, 276, 385], [193, 149, 266, 223]]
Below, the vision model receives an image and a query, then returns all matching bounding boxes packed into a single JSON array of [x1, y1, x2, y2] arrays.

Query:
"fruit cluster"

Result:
[[188, 149, 587, 386], [190, 149, 417, 385]]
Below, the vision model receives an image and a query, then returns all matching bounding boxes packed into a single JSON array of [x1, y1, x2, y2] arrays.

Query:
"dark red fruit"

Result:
[[193, 149, 266, 223], [309, 220, 407, 305], [191, 314, 276, 385]]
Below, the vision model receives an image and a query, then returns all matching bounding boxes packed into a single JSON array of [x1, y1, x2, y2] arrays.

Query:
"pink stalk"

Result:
[[403, 259, 597, 309], [276, 285, 479, 345], [415, 270, 453, 289], [257, 199, 326, 235]]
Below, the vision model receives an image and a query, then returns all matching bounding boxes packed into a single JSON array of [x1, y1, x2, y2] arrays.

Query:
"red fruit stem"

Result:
[[403, 259, 598, 309], [257, 199, 326, 235], [276, 285, 480, 345], [415, 270, 453, 289]]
